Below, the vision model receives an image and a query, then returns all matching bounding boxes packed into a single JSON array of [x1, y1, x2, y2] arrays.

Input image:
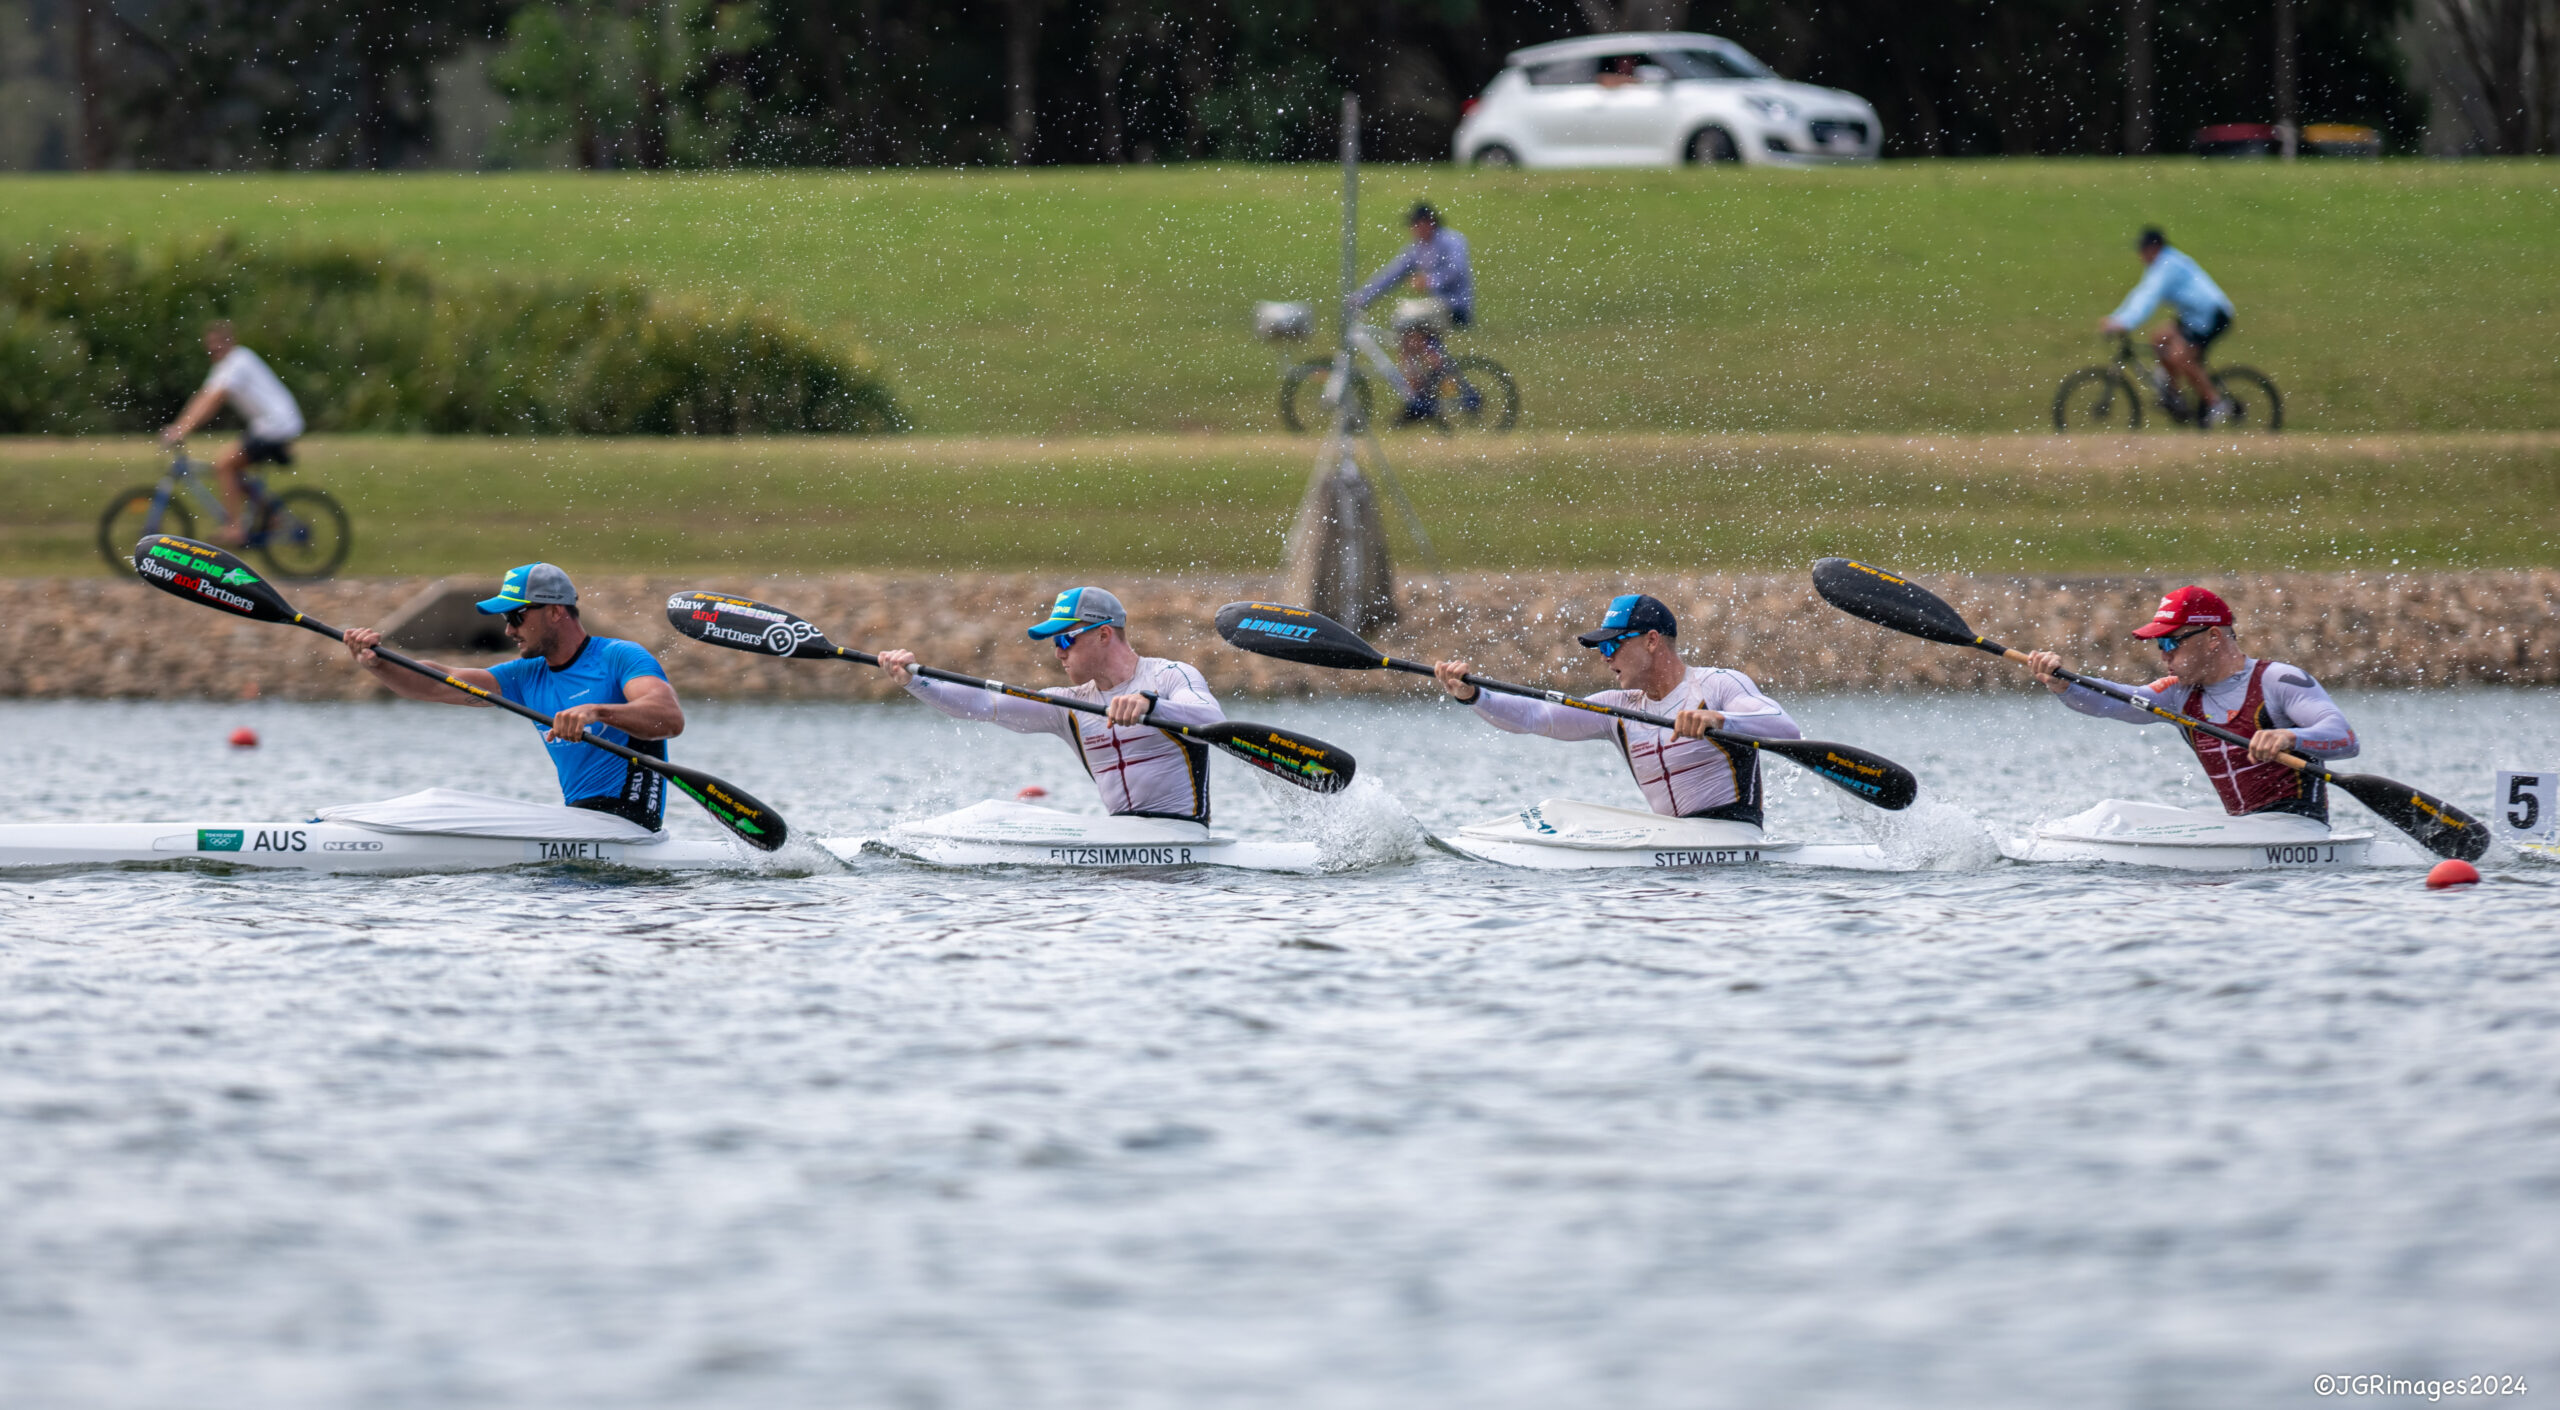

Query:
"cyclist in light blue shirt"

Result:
[[2103, 227, 2239, 426], [340, 563, 686, 830], [1354, 203, 1477, 422]]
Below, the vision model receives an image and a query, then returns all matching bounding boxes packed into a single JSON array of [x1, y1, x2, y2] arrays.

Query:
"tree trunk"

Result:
[[2123, 0, 2155, 153], [73, 2, 107, 169], [636, 0, 671, 169], [1005, 0, 1040, 164]]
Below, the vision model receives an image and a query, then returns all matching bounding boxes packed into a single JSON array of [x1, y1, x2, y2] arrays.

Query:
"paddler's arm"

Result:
[[2254, 668, 2358, 763], [1679, 670, 1800, 742], [2026, 651, 2159, 724], [880, 649, 1073, 736], [1434, 660, 1613, 740], [1115, 663, 1223, 729], [342, 627, 497, 706], [549, 675, 683, 746]]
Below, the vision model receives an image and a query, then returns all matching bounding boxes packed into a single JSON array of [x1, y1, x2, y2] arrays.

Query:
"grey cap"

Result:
[[1027, 585, 1128, 640], [475, 562, 579, 614]]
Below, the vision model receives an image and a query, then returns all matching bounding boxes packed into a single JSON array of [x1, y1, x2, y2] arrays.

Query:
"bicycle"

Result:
[[98, 445, 353, 580], [1278, 308, 1519, 436], [2053, 334, 2282, 432]]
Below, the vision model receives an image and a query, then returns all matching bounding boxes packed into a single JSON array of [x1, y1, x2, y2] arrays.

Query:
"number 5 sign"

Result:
[[2493, 771, 2556, 842]]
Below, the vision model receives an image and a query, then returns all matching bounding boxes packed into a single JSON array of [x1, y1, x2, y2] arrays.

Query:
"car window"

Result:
[[1523, 58, 1596, 86], [1657, 48, 1774, 80]]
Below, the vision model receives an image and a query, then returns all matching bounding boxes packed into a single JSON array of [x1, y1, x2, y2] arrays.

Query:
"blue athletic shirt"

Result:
[[488, 637, 671, 806]]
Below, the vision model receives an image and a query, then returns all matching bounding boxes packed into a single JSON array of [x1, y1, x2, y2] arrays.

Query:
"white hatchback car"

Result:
[[1453, 32, 1881, 167]]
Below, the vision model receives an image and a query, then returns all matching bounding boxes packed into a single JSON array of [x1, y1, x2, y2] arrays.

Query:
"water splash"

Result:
[[1253, 773, 1427, 872], [1840, 791, 2005, 870]]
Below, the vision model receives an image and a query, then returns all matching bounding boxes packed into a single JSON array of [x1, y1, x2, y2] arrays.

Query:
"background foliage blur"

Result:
[[0, 0, 2551, 168], [0, 233, 904, 433]]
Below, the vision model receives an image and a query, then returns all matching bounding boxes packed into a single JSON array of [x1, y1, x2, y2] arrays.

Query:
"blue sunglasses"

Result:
[[1592, 629, 1644, 659], [2157, 626, 2213, 654], [1051, 623, 1104, 651]]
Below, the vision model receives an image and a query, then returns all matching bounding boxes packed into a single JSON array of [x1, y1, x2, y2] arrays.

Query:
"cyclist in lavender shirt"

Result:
[[1354, 203, 1476, 420]]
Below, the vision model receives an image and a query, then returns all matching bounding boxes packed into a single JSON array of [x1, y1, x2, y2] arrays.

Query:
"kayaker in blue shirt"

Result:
[[2103, 227, 2240, 426], [340, 563, 686, 829], [1354, 202, 1478, 422]]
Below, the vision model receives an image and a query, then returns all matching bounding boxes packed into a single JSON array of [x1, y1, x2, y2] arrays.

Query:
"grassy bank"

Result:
[[0, 163, 2552, 435], [9, 432, 2558, 579]]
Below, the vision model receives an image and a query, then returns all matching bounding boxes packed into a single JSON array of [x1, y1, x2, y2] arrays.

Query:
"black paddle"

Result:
[[1810, 556, 2490, 862], [666, 590, 1356, 794], [131, 535, 789, 851], [1213, 600, 1919, 811]]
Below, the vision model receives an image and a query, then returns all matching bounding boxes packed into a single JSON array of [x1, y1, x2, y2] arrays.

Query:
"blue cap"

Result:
[[1027, 586, 1129, 640], [1576, 592, 1676, 645], [475, 562, 578, 615]]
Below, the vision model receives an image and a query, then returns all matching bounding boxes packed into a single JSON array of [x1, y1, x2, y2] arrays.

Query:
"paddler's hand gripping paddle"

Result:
[[1810, 556, 2489, 862], [666, 591, 1355, 794], [1212, 600, 1919, 811], [131, 536, 788, 851]]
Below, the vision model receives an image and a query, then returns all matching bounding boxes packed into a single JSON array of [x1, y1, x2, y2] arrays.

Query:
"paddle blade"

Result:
[[1214, 602, 1389, 672], [1758, 737, 1920, 811], [658, 758, 791, 852], [1811, 558, 1980, 649], [1196, 720, 1358, 794], [132, 536, 297, 623], [666, 591, 838, 660], [2329, 773, 2491, 862]]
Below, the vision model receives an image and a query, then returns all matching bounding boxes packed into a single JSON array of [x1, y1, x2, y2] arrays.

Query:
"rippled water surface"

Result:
[[6, 690, 2559, 1410]]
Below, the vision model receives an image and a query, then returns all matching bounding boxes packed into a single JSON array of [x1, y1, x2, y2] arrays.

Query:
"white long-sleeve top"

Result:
[[2057, 659, 2358, 758], [906, 656, 1225, 820], [1471, 665, 1800, 818]]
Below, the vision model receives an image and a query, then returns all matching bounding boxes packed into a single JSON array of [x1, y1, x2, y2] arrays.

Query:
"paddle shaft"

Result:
[[1373, 654, 1785, 754], [1961, 634, 2338, 779], [824, 645, 1222, 740], [295, 615, 675, 772]]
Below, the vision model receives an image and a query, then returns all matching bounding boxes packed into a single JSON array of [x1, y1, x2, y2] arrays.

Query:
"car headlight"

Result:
[[1743, 96, 1800, 120]]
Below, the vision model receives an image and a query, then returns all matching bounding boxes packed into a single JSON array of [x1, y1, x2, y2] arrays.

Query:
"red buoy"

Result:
[[228, 726, 259, 749], [1014, 785, 1048, 800], [2425, 858, 2481, 889]]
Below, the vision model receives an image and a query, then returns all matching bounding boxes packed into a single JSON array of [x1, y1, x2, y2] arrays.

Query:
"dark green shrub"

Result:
[[0, 234, 905, 435]]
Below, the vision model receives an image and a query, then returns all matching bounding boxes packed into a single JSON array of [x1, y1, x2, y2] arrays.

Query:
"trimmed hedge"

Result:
[[0, 234, 905, 435]]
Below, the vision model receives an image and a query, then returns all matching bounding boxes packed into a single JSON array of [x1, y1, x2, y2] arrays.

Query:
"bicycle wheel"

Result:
[[2052, 368, 2144, 431], [97, 484, 196, 575], [254, 486, 353, 580], [1280, 362, 1373, 435], [2209, 368, 2284, 432], [1424, 356, 1521, 434]]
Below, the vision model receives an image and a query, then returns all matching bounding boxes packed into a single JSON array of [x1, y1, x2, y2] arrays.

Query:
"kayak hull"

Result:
[[2004, 799, 2392, 871], [0, 821, 742, 873], [1441, 799, 1897, 871], [825, 800, 1323, 872]]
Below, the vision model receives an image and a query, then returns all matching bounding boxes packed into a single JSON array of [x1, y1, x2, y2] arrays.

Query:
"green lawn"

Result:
[[10, 432, 2557, 578], [1, 162, 2553, 436]]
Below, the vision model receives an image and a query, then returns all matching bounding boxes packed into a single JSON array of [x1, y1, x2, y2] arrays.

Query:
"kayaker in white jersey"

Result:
[[2024, 585, 2358, 822], [1432, 593, 1802, 825], [878, 587, 1225, 822]]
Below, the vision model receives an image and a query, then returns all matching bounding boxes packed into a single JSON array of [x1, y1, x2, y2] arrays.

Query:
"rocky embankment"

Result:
[[6, 571, 2555, 701]]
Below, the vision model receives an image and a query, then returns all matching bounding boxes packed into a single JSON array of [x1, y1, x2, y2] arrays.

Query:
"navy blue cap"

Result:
[[1576, 593, 1677, 646]]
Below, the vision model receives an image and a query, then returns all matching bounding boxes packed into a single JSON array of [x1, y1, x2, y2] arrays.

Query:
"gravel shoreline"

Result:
[[8, 570, 2555, 701]]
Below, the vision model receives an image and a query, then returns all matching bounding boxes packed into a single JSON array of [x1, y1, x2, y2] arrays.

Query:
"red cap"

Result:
[[2131, 585, 2233, 639]]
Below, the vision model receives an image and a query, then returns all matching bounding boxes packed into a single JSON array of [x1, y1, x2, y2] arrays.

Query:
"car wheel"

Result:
[[1470, 144, 1520, 168], [1684, 127, 1740, 165]]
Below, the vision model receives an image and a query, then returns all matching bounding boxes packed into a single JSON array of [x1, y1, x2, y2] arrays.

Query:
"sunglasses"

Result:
[[1051, 624, 1102, 651], [2157, 625, 2213, 654], [503, 607, 529, 628], [1592, 629, 1644, 659]]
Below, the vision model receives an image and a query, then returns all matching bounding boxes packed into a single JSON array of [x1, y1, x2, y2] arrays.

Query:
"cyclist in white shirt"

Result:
[[159, 321, 306, 546], [877, 587, 1227, 822], [1431, 593, 1803, 825]]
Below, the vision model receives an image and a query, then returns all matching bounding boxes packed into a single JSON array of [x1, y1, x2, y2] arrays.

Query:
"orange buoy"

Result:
[[1014, 785, 1048, 800], [2425, 858, 2481, 889]]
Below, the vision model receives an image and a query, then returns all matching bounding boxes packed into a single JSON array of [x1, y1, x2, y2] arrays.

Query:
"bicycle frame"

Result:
[[1318, 319, 1421, 412]]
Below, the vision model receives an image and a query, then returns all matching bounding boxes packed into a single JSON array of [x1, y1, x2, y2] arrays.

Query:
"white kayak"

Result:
[[1440, 798, 1897, 871], [2003, 798, 2409, 871], [825, 799, 1324, 871], [0, 788, 745, 873]]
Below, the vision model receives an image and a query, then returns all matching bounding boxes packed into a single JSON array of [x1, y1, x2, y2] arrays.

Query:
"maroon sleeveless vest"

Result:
[[2180, 659, 2327, 821]]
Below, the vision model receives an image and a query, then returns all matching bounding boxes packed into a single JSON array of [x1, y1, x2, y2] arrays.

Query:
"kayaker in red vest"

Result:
[[2023, 586, 2359, 822]]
